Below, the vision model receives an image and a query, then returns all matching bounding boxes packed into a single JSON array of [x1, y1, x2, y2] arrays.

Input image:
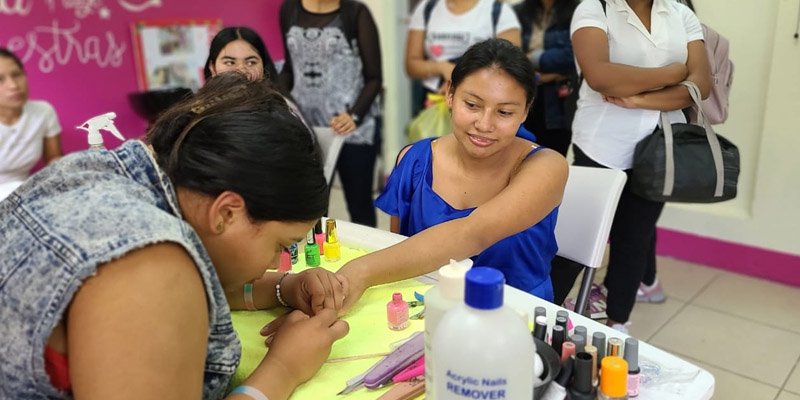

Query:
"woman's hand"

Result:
[[330, 112, 357, 135], [280, 269, 349, 315], [258, 309, 349, 390], [334, 261, 369, 315], [603, 94, 642, 109]]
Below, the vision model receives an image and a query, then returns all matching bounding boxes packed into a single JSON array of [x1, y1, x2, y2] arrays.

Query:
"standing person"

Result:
[[405, 0, 521, 106], [337, 39, 567, 307], [513, 0, 579, 156], [0, 48, 62, 200], [277, 0, 383, 227], [204, 27, 279, 84], [566, 0, 710, 332], [0, 74, 349, 399]]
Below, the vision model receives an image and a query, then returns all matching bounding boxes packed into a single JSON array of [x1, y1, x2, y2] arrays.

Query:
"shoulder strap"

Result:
[[423, 0, 438, 30], [492, 0, 502, 36]]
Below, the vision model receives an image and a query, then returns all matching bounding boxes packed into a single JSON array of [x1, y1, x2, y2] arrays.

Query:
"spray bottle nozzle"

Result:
[[77, 112, 124, 149]]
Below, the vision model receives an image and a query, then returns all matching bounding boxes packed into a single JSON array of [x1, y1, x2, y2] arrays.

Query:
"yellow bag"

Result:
[[407, 94, 452, 142]]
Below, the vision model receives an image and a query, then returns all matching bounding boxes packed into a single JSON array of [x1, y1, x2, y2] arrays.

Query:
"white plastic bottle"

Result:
[[432, 267, 535, 400], [424, 258, 473, 399]]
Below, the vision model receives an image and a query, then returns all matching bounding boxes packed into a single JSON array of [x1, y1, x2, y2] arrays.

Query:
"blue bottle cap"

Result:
[[464, 267, 505, 310]]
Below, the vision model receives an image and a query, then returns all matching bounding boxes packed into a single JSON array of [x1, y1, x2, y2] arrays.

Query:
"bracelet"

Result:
[[275, 272, 291, 308], [231, 385, 269, 400], [243, 281, 256, 311]]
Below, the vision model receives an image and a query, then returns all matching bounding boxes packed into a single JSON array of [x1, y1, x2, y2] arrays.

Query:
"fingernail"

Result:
[[259, 324, 271, 335], [265, 334, 274, 347]]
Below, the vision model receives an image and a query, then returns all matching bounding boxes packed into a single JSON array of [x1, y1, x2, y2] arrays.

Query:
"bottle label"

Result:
[[444, 369, 508, 399]]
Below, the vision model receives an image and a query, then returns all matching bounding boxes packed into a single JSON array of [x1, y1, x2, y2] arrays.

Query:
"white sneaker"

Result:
[[610, 322, 631, 335]]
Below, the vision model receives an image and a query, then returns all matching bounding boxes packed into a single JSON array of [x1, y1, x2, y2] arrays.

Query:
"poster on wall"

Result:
[[131, 19, 221, 91]]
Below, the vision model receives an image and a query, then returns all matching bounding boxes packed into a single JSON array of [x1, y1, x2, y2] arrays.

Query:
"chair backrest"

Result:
[[555, 166, 627, 270]]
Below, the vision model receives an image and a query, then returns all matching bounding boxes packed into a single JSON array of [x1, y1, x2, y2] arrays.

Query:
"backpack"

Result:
[[698, 23, 733, 124], [675, 0, 734, 124]]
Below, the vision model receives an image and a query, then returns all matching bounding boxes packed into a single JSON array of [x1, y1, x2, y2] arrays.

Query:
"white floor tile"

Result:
[[694, 271, 800, 334], [650, 305, 800, 387]]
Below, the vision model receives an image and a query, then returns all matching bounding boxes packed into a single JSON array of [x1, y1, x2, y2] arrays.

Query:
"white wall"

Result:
[[366, 0, 800, 257], [659, 0, 800, 256], [360, 0, 412, 176]]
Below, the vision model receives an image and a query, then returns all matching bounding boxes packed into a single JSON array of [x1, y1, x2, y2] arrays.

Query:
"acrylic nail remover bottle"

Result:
[[424, 258, 472, 399], [432, 267, 535, 400]]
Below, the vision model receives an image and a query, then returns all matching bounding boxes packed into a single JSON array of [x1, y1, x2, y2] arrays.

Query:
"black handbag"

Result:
[[631, 81, 739, 203]]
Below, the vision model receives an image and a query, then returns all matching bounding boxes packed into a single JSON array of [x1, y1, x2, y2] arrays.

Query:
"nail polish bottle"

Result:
[[568, 352, 597, 400], [584, 344, 599, 387], [599, 356, 628, 400], [324, 219, 341, 262], [314, 219, 325, 256], [570, 333, 586, 353], [533, 315, 547, 342], [607, 337, 623, 357], [304, 229, 320, 267], [387, 292, 409, 331], [561, 341, 576, 364], [551, 325, 565, 356], [289, 242, 298, 265], [625, 337, 640, 398], [278, 248, 291, 272], [592, 331, 607, 366]]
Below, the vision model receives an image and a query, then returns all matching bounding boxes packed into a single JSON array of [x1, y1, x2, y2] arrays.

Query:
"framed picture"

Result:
[[131, 18, 221, 91]]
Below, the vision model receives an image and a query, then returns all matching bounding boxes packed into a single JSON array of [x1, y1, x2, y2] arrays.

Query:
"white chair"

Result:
[[554, 166, 627, 316]]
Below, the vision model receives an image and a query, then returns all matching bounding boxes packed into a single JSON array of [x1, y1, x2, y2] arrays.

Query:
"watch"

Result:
[[350, 113, 360, 124]]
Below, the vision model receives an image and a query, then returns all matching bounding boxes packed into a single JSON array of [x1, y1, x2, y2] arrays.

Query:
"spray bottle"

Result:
[[77, 112, 125, 150]]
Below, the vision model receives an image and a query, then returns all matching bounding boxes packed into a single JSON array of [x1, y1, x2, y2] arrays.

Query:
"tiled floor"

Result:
[[328, 186, 800, 400]]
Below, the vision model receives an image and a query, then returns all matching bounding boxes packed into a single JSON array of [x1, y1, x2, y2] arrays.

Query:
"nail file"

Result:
[[364, 331, 424, 389]]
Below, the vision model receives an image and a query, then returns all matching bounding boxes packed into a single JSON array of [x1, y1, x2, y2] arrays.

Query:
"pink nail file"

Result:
[[364, 331, 424, 389]]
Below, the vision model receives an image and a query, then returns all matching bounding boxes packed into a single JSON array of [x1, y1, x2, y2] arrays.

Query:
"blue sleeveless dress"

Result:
[[375, 138, 558, 301]]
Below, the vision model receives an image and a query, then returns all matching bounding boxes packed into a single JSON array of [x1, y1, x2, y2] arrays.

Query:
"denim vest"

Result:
[[0, 141, 240, 399]]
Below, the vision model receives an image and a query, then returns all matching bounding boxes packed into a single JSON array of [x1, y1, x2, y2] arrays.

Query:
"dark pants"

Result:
[[572, 145, 665, 323], [335, 142, 377, 227]]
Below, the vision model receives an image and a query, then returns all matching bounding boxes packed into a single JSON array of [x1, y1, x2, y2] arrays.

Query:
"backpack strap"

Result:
[[491, 0, 502, 36], [423, 0, 438, 30]]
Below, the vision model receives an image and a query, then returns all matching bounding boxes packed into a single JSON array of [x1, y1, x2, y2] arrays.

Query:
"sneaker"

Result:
[[610, 322, 631, 335], [636, 279, 666, 303], [564, 284, 608, 320]]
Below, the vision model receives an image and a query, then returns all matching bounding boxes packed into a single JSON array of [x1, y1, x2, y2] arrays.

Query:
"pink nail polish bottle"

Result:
[[314, 220, 325, 256], [278, 249, 291, 272], [387, 292, 409, 331]]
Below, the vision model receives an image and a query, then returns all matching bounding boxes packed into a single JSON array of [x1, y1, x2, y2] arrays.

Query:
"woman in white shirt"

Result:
[[568, 0, 710, 332], [405, 0, 521, 95], [0, 48, 62, 200]]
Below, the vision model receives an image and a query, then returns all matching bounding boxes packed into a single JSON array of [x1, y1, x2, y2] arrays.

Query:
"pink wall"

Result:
[[1, 0, 283, 154]]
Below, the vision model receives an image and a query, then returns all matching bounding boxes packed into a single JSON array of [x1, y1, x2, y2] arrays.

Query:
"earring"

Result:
[[216, 222, 224, 233]]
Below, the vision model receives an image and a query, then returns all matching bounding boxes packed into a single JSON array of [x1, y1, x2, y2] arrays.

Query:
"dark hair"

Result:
[[449, 39, 537, 108], [516, 0, 580, 29], [147, 72, 328, 222], [0, 48, 24, 71], [204, 27, 279, 82]]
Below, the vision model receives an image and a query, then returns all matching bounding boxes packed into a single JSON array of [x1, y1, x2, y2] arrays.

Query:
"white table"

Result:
[[334, 219, 715, 400]]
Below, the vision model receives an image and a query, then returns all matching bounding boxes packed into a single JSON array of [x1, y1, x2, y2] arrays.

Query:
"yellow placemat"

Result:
[[231, 245, 430, 399]]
